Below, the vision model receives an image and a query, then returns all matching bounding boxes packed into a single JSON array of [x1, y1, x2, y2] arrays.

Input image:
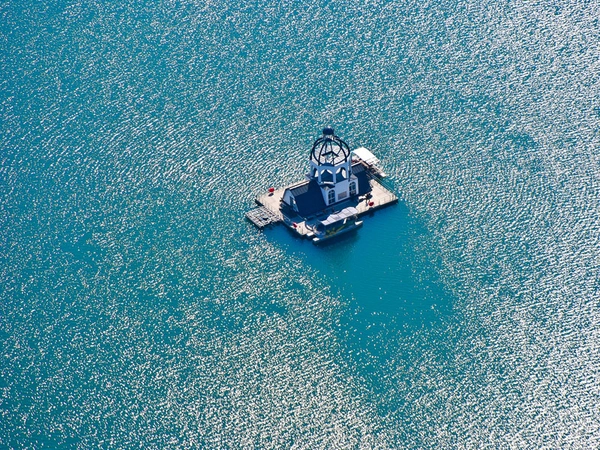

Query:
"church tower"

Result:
[[309, 127, 356, 206]]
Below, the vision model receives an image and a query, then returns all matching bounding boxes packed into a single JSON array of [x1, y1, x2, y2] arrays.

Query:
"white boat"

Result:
[[352, 147, 387, 178], [312, 207, 363, 244]]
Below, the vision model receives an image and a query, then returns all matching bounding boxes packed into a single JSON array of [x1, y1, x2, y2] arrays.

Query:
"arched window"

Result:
[[349, 182, 357, 196], [328, 189, 336, 205]]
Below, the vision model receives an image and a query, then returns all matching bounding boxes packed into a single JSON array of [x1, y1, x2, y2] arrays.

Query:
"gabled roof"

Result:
[[351, 162, 372, 195], [286, 179, 327, 217]]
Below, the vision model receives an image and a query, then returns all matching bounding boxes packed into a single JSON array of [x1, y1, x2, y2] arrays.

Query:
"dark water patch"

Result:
[[263, 198, 456, 419]]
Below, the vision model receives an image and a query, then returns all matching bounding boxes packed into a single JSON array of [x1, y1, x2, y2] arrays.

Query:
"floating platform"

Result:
[[247, 165, 398, 240], [245, 128, 398, 243]]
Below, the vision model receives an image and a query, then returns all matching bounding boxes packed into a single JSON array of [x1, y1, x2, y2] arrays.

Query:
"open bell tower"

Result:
[[309, 127, 356, 206]]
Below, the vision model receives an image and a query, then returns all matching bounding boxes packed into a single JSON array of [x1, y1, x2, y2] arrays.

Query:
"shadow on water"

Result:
[[263, 200, 456, 399], [264, 201, 451, 321]]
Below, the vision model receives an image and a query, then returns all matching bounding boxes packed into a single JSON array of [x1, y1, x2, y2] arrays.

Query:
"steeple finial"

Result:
[[322, 126, 334, 137]]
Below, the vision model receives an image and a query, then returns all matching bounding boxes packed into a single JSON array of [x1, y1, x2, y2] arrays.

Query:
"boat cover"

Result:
[[320, 207, 359, 226], [352, 147, 380, 166]]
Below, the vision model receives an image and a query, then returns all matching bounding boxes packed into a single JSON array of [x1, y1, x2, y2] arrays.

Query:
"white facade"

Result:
[[281, 128, 360, 216], [308, 127, 357, 207], [310, 159, 354, 206], [282, 189, 298, 212]]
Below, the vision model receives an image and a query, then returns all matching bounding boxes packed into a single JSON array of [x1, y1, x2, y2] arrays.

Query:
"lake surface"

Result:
[[2, 1, 599, 447]]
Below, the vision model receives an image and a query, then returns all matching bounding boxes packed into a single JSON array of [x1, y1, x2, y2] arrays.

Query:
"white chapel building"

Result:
[[281, 127, 372, 218]]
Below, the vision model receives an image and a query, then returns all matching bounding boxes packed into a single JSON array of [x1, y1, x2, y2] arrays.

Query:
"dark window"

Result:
[[321, 170, 333, 183]]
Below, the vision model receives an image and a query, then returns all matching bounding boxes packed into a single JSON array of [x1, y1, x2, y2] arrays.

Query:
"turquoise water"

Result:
[[2, 1, 599, 448]]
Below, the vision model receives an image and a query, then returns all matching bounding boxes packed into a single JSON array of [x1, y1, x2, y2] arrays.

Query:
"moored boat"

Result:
[[352, 146, 388, 178], [311, 207, 363, 244]]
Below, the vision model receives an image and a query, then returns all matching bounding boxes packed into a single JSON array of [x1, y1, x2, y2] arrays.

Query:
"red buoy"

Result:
[[268, 187, 275, 193], [369, 201, 375, 207], [292, 222, 297, 228]]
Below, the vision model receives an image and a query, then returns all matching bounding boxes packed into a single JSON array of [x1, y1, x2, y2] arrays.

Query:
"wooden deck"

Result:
[[248, 177, 398, 239]]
